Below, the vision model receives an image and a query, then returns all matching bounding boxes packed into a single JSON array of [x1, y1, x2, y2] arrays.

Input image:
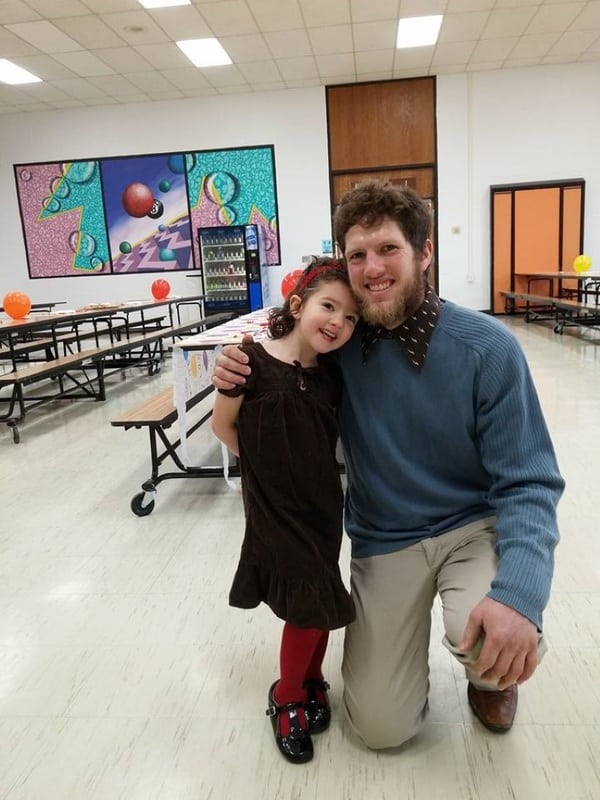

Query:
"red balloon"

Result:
[[151, 279, 170, 300], [122, 182, 154, 218], [280, 269, 304, 299], [3, 291, 31, 319]]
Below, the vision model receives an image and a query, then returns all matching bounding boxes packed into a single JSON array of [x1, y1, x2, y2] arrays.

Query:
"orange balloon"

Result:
[[280, 269, 304, 299], [3, 291, 31, 319], [151, 278, 170, 300]]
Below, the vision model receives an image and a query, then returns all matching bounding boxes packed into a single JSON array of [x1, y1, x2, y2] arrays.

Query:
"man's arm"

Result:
[[212, 334, 254, 390], [461, 327, 564, 687]]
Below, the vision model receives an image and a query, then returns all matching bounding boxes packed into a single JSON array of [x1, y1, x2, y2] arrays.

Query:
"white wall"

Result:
[[2, 61, 599, 311], [0, 87, 331, 309], [437, 61, 600, 308]]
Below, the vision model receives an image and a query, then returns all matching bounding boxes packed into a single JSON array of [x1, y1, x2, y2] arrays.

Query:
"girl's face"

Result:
[[290, 280, 359, 354]]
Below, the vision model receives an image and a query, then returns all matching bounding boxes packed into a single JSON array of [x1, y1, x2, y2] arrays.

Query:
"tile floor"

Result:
[[0, 316, 599, 799]]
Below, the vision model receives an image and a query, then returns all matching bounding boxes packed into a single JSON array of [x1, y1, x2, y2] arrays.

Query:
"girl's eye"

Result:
[[322, 301, 334, 310], [346, 315, 358, 325]]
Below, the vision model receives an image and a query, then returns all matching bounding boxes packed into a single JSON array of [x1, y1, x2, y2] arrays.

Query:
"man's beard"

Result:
[[358, 270, 427, 329]]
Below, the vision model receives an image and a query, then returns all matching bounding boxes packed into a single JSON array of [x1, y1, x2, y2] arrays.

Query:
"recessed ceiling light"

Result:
[[138, 0, 191, 8], [397, 15, 443, 49], [0, 58, 42, 85], [176, 38, 232, 68]]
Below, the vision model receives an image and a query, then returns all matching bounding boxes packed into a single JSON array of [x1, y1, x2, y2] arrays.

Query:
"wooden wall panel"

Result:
[[331, 168, 434, 207], [327, 79, 435, 172]]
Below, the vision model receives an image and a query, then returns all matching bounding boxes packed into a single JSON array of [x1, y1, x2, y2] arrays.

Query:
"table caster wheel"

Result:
[[131, 491, 155, 516]]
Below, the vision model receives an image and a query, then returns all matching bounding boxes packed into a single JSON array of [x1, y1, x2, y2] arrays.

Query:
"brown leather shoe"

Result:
[[467, 682, 518, 733]]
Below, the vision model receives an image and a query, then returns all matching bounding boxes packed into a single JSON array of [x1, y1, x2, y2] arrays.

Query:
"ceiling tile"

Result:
[[197, 1, 260, 36], [481, 7, 538, 39], [307, 24, 353, 55], [219, 33, 272, 62], [145, 6, 212, 39], [400, 0, 446, 15], [447, 0, 495, 10], [99, 10, 171, 44], [315, 52, 355, 76], [200, 64, 247, 86], [26, 0, 90, 17], [351, 0, 400, 24], [91, 47, 154, 73], [470, 35, 519, 61], [0, 28, 48, 57], [298, 0, 351, 27], [52, 50, 116, 76], [237, 59, 281, 81], [570, 1, 600, 29], [263, 28, 312, 58], [52, 15, 127, 49], [276, 55, 318, 79], [394, 45, 434, 69], [439, 11, 489, 42], [245, 0, 304, 32], [354, 49, 394, 73], [12, 54, 78, 80], [5, 20, 83, 52], [124, 70, 175, 92], [433, 40, 477, 65], [549, 28, 600, 54], [52, 77, 110, 98], [160, 67, 213, 90], [0, 1, 41, 25], [133, 42, 191, 69], [352, 20, 397, 50], [87, 73, 143, 95], [526, 3, 585, 35], [509, 33, 559, 59]]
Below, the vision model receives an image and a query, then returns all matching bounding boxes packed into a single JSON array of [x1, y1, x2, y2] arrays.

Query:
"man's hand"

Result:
[[212, 334, 254, 390], [459, 596, 539, 690]]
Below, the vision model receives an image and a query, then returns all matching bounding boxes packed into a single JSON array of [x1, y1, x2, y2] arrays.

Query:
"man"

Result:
[[213, 180, 564, 749]]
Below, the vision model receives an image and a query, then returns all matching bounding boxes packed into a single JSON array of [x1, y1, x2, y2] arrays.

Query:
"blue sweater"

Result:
[[337, 301, 564, 629]]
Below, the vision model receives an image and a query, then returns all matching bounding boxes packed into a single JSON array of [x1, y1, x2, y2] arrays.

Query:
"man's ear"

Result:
[[289, 294, 302, 317]]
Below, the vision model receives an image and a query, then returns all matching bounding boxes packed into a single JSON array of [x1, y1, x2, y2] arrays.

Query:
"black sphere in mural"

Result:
[[147, 198, 164, 219]]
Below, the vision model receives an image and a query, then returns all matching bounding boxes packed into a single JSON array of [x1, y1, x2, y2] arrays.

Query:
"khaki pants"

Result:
[[341, 517, 546, 749]]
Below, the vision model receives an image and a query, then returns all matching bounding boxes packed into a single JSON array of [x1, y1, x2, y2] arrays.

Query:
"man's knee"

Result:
[[342, 688, 428, 750]]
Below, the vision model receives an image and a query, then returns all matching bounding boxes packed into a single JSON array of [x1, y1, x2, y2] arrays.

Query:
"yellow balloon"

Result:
[[573, 254, 592, 273]]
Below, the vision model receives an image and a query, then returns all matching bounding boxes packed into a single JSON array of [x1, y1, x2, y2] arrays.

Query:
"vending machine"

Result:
[[198, 224, 264, 314]]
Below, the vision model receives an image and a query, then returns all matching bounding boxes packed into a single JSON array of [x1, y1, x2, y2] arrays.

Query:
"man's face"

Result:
[[343, 217, 432, 329]]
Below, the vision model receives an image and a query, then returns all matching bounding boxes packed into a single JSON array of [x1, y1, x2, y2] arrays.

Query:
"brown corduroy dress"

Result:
[[221, 343, 355, 630]]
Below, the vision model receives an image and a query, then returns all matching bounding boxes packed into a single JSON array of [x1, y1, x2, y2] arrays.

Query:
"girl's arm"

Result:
[[211, 391, 244, 457]]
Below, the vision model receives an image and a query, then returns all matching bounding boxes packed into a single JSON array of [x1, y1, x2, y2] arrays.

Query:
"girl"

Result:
[[212, 258, 359, 764]]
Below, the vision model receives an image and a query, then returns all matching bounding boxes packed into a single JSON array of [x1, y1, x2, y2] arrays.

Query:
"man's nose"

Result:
[[364, 251, 384, 274]]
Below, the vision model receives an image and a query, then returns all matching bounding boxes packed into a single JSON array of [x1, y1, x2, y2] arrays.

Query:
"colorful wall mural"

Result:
[[14, 145, 279, 279]]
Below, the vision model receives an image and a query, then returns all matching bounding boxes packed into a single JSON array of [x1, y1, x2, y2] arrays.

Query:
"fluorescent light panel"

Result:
[[138, 0, 191, 8], [0, 58, 42, 84], [397, 15, 443, 48], [177, 38, 232, 67]]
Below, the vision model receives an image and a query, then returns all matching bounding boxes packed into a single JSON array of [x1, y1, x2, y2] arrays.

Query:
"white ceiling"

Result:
[[0, 0, 599, 114]]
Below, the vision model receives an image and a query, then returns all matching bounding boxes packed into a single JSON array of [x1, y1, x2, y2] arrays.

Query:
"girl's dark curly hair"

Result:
[[268, 256, 350, 339]]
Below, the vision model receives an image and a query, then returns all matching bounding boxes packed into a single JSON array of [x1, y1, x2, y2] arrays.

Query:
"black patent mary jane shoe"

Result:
[[304, 679, 331, 734], [266, 682, 313, 764]]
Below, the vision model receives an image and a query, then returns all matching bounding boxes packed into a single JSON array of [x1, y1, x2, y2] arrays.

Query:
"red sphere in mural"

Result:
[[151, 279, 170, 300], [2, 291, 31, 319], [122, 182, 155, 218], [280, 269, 304, 299]]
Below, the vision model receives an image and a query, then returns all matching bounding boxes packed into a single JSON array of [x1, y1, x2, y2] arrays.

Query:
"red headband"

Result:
[[297, 261, 347, 291]]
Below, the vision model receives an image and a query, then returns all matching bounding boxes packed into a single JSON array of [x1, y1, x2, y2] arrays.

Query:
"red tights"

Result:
[[273, 623, 329, 735]]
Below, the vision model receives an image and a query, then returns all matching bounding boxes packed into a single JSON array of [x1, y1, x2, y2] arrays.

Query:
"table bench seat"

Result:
[[500, 290, 600, 335]]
